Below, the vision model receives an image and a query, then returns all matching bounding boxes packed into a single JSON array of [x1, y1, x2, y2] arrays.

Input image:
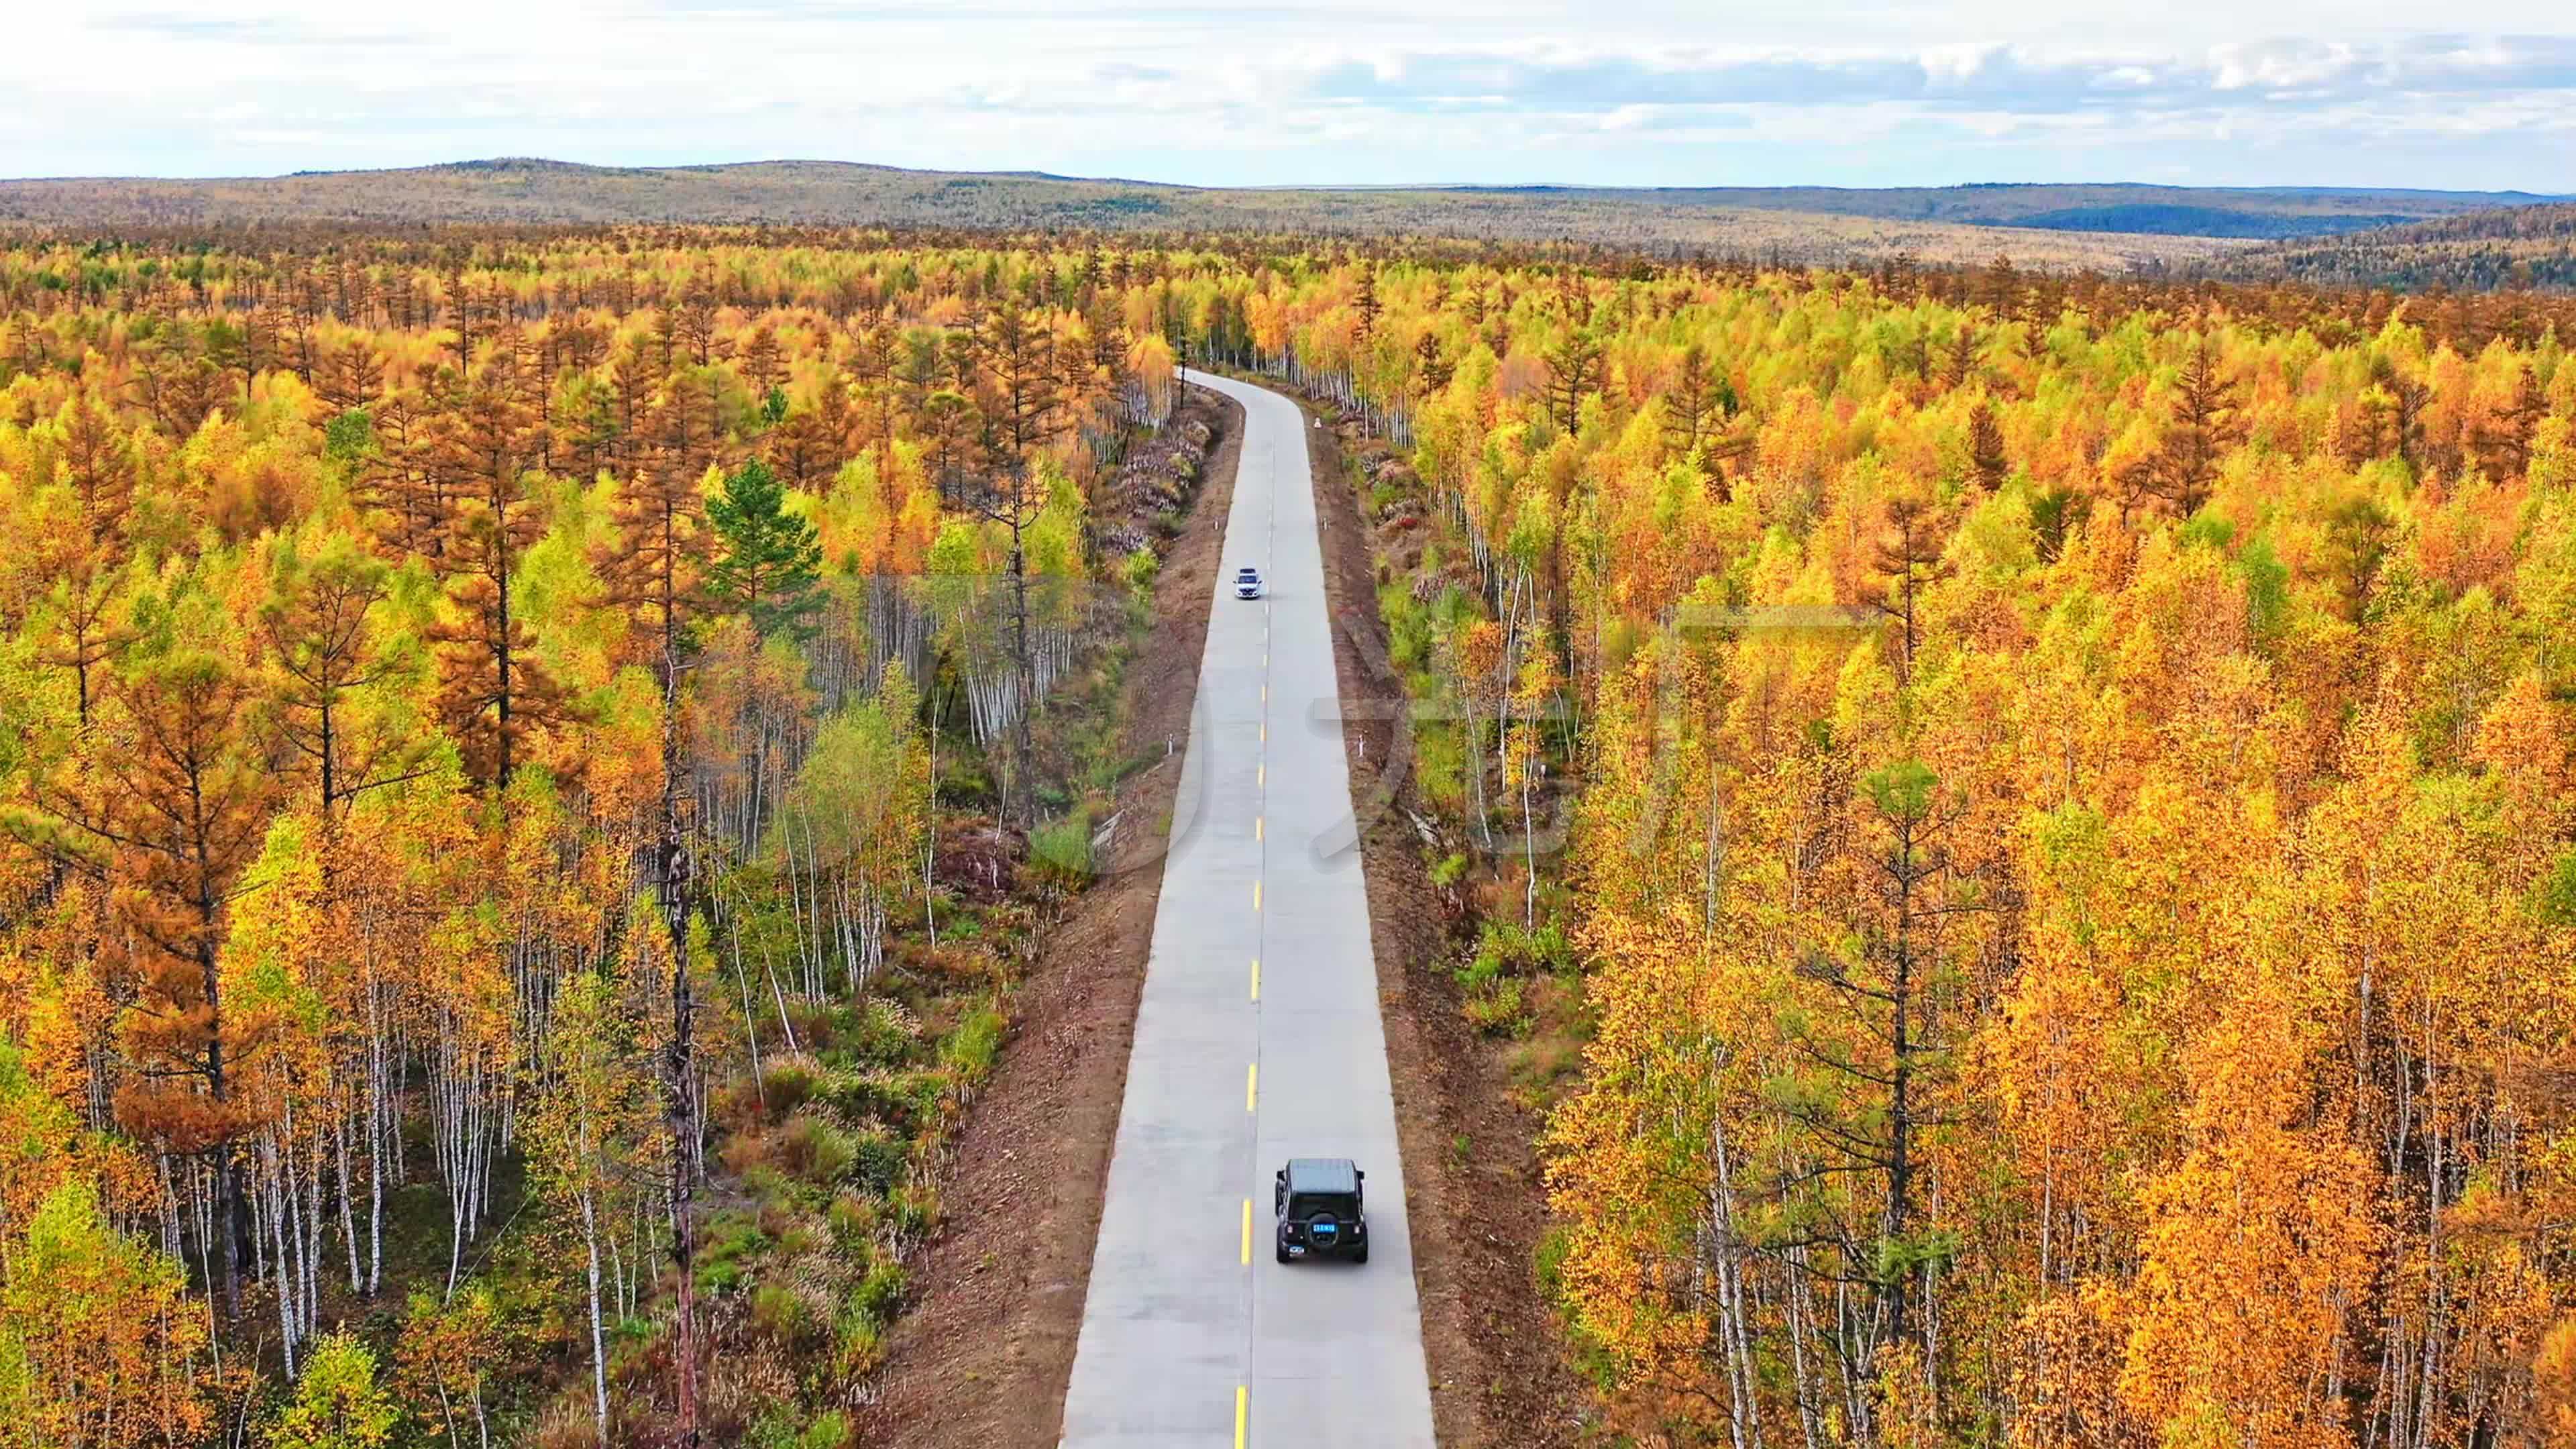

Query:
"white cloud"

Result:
[[2, 3, 2571, 188]]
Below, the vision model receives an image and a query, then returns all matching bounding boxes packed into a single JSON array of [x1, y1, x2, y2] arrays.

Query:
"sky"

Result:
[[5, 1, 2575, 191]]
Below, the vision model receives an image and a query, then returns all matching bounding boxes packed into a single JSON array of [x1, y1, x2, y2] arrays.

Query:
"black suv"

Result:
[[1274, 1158, 1368, 1264]]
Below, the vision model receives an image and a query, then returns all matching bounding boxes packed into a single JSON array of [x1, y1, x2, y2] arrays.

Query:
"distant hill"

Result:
[[1488, 182, 2544, 237], [1985, 203, 2422, 239], [2224, 203, 2576, 291], [0, 159, 2561, 275]]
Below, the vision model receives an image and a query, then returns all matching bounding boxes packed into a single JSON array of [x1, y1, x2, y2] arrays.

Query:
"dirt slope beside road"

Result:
[[862, 388, 1242, 1448]]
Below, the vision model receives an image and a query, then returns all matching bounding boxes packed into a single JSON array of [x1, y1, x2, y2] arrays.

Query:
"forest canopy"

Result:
[[0, 224, 2573, 1446]]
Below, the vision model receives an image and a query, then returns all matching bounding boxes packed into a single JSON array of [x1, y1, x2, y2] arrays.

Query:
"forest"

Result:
[[0, 229, 1196, 1447], [2228, 203, 2576, 296], [2, 224, 2575, 1447], [13, 166, 2562, 280], [1229, 252, 2576, 1445], [0, 165, 2257, 275]]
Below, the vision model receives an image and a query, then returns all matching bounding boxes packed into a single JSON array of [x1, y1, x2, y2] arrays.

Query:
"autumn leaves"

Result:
[[0, 226, 2571, 1446], [1248, 253, 2575, 1442]]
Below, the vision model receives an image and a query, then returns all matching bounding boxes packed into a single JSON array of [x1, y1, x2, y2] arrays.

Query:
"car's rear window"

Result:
[[1289, 1192, 1358, 1220]]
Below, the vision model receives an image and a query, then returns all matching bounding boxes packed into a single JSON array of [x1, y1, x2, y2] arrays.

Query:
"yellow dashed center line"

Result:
[[1246, 1062, 1257, 1112], [1235, 1385, 1248, 1448], [1250, 958, 1260, 1000], [1252, 881, 1262, 912], [1240, 1199, 1252, 1265], [1255, 816, 1264, 842], [1257, 763, 1265, 788]]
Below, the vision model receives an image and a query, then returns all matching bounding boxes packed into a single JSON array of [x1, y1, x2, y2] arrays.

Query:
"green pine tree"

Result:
[[706, 457, 822, 638]]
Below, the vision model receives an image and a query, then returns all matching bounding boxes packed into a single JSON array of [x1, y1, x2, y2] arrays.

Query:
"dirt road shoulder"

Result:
[[863, 386, 1244, 1448], [1306, 403, 1591, 1448]]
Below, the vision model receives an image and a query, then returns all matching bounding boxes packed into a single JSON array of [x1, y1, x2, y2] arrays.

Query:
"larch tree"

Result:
[[1662, 342, 1719, 460], [2154, 333, 2244, 516], [1860, 494, 1956, 686], [261, 532, 421, 821], [31, 392, 139, 729], [424, 368, 575, 792], [593, 445, 720, 1442], [2478, 362, 2550, 480], [1967, 400, 2008, 490], [942, 297, 1067, 824], [316, 340, 386, 415], [23, 650, 280, 1322], [1544, 323, 1604, 436], [1414, 329, 1454, 398]]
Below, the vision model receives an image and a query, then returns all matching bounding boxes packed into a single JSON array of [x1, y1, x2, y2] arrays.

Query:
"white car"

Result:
[[1234, 566, 1263, 599]]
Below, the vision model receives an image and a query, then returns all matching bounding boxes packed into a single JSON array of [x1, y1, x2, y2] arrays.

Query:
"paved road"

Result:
[[1058, 374, 1437, 1448]]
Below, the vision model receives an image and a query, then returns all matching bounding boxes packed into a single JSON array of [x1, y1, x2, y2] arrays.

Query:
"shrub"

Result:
[[780, 1113, 858, 1187], [741, 1163, 793, 1208], [851, 1257, 907, 1325], [529, 1397, 605, 1449], [759, 1055, 824, 1116], [843, 1000, 923, 1068], [751, 1279, 822, 1346], [831, 1305, 883, 1377], [750, 1406, 853, 1449], [1456, 943, 1503, 992], [2540, 849, 2576, 927], [826, 1191, 876, 1249], [1027, 811, 1093, 886], [1466, 919, 1574, 982], [1380, 582, 1435, 673], [696, 1212, 771, 1295], [1412, 721, 1468, 814], [935, 762, 994, 810], [883, 1181, 937, 1237], [1460, 976, 1527, 1038], [267, 1331, 398, 1449], [849, 1128, 908, 1195], [818, 1069, 945, 1132], [1122, 547, 1161, 599], [828, 1262, 908, 1378], [941, 1006, 1004, 1082]]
